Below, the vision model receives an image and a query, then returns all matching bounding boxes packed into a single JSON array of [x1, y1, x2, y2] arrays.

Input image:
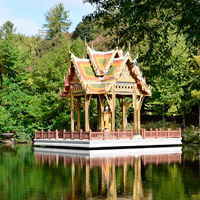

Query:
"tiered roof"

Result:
[[61, 44, 151, 97]]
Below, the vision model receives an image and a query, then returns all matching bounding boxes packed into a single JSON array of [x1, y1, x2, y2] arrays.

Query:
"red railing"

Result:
[[34, 129, 134, 140], [34, 129, 89, 140], [34, 128, 181, 140], [141, 128, 181, 139]]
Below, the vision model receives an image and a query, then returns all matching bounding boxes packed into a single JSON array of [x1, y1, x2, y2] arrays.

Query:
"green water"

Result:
[[0, 145, 199, 200]]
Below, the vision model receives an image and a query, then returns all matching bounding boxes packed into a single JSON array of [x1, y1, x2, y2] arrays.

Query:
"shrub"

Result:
[[141, 120, 180, 130], [182, 126, 200, 143]]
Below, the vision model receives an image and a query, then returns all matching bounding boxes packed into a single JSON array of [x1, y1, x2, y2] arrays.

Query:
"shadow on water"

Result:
[[0, 144, 199, 200]]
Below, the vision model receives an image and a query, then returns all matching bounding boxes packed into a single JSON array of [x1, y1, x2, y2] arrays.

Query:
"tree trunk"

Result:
[[183, 112, 186, 129]]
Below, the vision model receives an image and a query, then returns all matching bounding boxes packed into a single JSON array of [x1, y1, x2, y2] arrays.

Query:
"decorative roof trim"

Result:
[[86, 44, 117, 76], [71, 53, 88, 92]]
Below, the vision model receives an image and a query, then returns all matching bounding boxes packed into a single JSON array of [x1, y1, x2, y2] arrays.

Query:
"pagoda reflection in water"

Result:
[[34, 148, 182, 200]]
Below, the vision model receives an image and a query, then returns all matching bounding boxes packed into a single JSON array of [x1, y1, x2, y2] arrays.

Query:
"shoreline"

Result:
[[0, 139, 15, 145]]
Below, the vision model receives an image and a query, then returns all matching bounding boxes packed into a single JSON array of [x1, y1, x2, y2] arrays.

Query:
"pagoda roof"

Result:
[[61, 45, 151, 96]]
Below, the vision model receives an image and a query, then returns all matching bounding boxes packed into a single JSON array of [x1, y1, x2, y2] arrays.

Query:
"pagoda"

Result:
[[60, 44, 151, 134]]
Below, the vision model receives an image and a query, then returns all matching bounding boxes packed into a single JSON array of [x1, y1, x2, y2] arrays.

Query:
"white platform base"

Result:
[[34, 146, 182, 158], [34, 138, 182, 149]]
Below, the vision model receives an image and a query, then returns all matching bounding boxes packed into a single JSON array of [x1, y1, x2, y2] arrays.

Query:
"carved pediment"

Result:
[[71, 73, 80, 84], [119, 64, 132, 78]]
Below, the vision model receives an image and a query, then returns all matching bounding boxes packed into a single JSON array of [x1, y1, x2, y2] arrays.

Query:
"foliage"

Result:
[[43, 3, 71, 39], [72, 18, 101, 42], [0, 21, 16, 38], [0, 24, 86, 138], [84, 0, 200, 128], [0, 38, 19, 88], [182, 126, 200, 143], [0, 2, 200, 141], [141, 120, 180, 131], [84, 0, 200, 48]]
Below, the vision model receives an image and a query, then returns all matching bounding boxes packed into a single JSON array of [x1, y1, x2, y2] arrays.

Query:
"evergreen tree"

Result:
[[43, 3, 71, 39], [0, 21, 16, 38]]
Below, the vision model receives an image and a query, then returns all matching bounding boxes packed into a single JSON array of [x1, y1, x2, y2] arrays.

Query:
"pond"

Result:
[[0, 144, 199, 200]]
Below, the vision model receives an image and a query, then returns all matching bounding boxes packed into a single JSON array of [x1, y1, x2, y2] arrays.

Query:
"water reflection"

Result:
[[0, 145, 199, 200], [34, 147, 182, 200]]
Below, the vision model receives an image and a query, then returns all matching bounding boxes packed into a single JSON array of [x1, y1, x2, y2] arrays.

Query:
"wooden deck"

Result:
[[34, 128, 182, 149]]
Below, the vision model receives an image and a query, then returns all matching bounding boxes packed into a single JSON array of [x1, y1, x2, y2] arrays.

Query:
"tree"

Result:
[[43, 3, 71, 39], [72, 17, 114, 51], [189, 55, 200, 127], [0, 38, 18, 89], [84, 0, 200, 48], [72, 18, 102, 42], [0, 21, 16, 38], [145, 32, 194, 127]]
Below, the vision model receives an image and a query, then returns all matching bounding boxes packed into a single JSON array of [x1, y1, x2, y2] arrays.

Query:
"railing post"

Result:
[[169, 128, 171, 138], [143, 129, 146, 139], [71, 131, 73, 140], [159, 128, 161, 137], [167, 128, 170, 138], [63, 129, 66, 140], [80, 129, 83, 140], [34, 130, 37, 139], [48, 129, 50, 139], [155, 128, 158, 138], [103, 130, 106, 140], [55, 129, 58, 140], [89, 129, 91, 140], [179, 128, 181, 138], [117, 129, 119, 140], [41, 130, 44, 139]]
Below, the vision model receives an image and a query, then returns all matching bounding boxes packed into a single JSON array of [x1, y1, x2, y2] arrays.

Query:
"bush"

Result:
[[14, 127, 32, 143], [182, 126, 200, 143], [141, 120, 180, 130]]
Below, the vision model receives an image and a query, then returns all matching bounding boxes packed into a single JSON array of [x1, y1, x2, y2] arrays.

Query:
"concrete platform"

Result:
[[34, 137, 182, 149], [34, 146, 182, 158]]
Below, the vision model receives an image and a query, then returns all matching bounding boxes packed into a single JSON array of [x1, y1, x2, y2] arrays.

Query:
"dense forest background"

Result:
[[0, 1, 199, 141]]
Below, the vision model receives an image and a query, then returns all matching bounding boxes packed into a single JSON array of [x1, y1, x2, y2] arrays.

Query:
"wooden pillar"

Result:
[[97, 97, 101, 131], [99, 95, 104, 131], [85, 94, 91, 132], [71, 86, 74, 132], [112, 92, 116, 131], [137, 96, 144, 135], [75, 97, 81, 131], [137, 107, 141, 134], [122, 96, 126, 131], [133, 86, 137, 134]]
